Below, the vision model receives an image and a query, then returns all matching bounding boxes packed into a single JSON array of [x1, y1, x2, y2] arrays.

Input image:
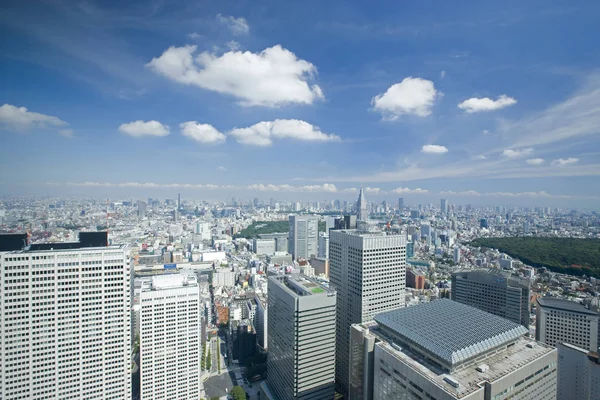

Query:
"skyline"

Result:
[[1, 0, 600, 207]]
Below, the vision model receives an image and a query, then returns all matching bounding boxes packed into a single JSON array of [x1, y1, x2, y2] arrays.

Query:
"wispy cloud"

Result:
[[216, 14, 250, 36], [458, 95, 517, 113], [503, 148, 533, 158], [552, 157, 579, 166], [0, 104, 70, 135]]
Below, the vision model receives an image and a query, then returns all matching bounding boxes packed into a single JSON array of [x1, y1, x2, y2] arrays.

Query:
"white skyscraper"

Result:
[[329, 229, 406, 397], [440, 198, 448, 214], [289, 215, 318, 260], [139, 274, 200, 400], [0, 232, 131, 400]]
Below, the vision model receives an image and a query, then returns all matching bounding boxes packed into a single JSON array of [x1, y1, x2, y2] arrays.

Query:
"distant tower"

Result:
[[177, 193, 181, 210], [357, 187, 368, 221], [440, 198, 448, 214]]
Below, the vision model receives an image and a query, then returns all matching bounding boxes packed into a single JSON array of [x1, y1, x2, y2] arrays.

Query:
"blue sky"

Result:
[[1, 0, 600, 207]]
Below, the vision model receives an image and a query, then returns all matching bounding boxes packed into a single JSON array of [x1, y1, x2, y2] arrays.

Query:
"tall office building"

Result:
[[557, 343, 600, 400], [536, 297, 599, 351], [0, 232, 131, 400], [139, 274, 200, 400], [289, 215, 318, 260], [329, 229, 406, 396], [357, 187, 368, 221], [440, 198, 448, 214], [318, 232, 329, 259], [451, 268, 531, 328], [138, 200, 147, 218], [177, 193, 181, 210], [398, 197, 404, 211], [349, 299, 557, 400], [266, 274, 336, 400]]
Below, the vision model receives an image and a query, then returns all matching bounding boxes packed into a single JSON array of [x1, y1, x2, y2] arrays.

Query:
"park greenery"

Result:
[[469, 237, 600, 278], [231, 386, 247, 400], [206, 349, 211, 370], [234, 220, 326, 239]]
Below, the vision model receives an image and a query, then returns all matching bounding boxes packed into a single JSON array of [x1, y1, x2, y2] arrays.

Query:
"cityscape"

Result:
[[2, 0, 600, 400]]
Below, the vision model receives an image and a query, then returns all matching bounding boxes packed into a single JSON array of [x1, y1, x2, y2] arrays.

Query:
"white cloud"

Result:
[[188, 32, 202, 40], [365, 187, 382, 194], [147, 45, 323, 107], [526, 158, 545, 165], [392, 187, 429, 194], [440, 70, 446, 79], [180, 121, 226, 144], [247, 183, 338, 193], [118, 120, 170, 137], [441, 189, 579, 199], [552, 157, 579, 166], [440, 190, 482, 197], [371, 77, 439, 119], [228, 119, 340, 146], [343, 188, 359, 193], [226, 40, 241, 51], [482, 129, 490, 135], [458, 95, 517, 113], [474, 154, 487, 160], [503, 148, 533, 158], [0, 104, 69, 134], [421, 144, 448, 154], [216, 166, 227, 171], [216, 14, 250, 35]]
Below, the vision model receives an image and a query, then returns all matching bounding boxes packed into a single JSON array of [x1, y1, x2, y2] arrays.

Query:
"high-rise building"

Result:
[[139, 274, 200, 400], [357, 187, 368, 221], [138, 200, 147, 218], [329, 229, 406, 396], [536, 297, 599, 351], [177, 193, 181, 210], [557, 343, 600, 400], [349, 299, 557, 400], [0, 232, 131, 400], [289, 215, 318, 260], [451, 268, 531, 328], [398, 197, 404, 211], [318, 232, 329, 259], [266, 274, 336, 400], [453, 246, 461, 263], [440, 198, 448, 214]]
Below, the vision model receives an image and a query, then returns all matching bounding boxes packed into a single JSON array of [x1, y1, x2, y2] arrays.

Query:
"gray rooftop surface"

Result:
[[374, 299, 528, 365], [537, 297, 598, 316]]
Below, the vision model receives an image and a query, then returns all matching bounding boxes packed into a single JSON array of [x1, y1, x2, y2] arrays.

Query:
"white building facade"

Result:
[[557, 343, 600, 400], [329, 229, 406, 396], [139, 274, 200, 400], [0, 244, 132, 400]]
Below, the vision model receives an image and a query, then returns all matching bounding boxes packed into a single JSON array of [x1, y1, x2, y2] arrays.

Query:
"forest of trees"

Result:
[[234, 220, 326, 239], [469, 237, 600, 278]]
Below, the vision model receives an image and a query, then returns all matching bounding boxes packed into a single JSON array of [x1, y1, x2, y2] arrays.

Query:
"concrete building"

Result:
[[398, 197, 404, 211], [318, 232, 329, 259], [195, 222, 211, 240], [406, 268, 425, 289], [254, 293, 268, 349], [441, 198, 448, 214], [289, 215, 318, 260], [0, 232, 131, 400], [451, 269, 531, 328], [266, 274, 336, 400], [329, 229, 406, 396], [253, 238, 276, 256], [557, 343, 600, 400], [259, 233, 288, 253], [138, 200, 147, 218], [350, 299, 557, 400], [139, 274, 200, 400], [453, 246, 461, 264], [212, 269, 237, 287], [536, 297, 599, 351]]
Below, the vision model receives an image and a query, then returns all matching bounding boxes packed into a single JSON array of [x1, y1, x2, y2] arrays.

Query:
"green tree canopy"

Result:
[[231, 386, 246, 400]]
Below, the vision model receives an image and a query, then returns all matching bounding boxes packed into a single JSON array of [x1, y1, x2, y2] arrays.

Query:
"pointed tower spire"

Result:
[[357, 186, 368, 221]]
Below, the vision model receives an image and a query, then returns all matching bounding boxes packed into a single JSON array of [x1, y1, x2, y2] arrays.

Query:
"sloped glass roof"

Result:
[[374, 299, 528, 365]]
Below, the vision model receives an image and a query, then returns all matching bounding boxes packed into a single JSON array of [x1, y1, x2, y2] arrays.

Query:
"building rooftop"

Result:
[[378, 335, 555, 399], [537, 297, 598, 316], [374, 299, 528, 366], [269, 274, 335, 297], [142, 274, 198, 291], [453, 268, 530, 286]]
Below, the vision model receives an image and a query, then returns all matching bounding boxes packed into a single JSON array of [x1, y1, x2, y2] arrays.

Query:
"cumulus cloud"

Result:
[[421, 144, 448, 154], [118, 120, 170, 137], [147, 45, 323, 107], [503, 148, 533, 158], [0, 103, 69, 134], [392, 187, 429, 194], [371, 77, 439, 119], [228, 119, 340, 146], [458, 95, 517, 113], [526, 158, 545, 165], [474, 154, 487, 160], [552, 157, 579, 166], [440, 190, 482, 197], [216, 14, 249, 35], [180, 121, 226, 144]]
